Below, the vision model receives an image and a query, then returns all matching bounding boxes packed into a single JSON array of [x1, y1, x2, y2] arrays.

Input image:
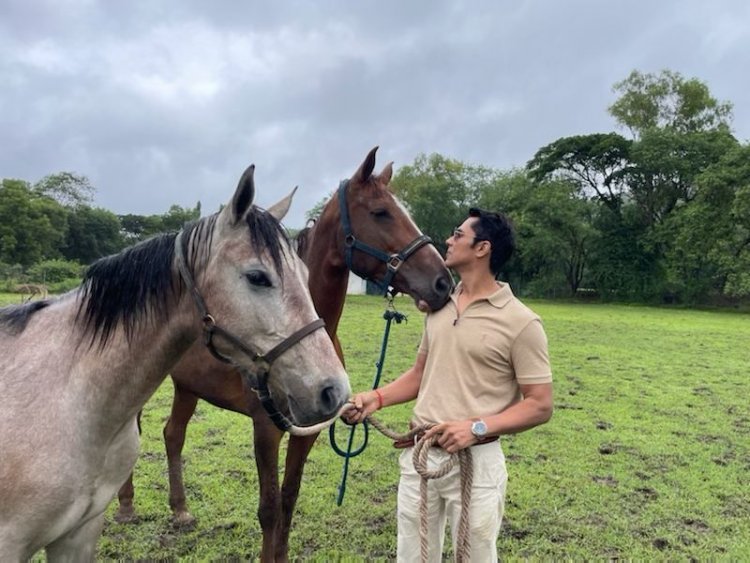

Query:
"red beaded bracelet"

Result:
[[374, 388, 384, 410]]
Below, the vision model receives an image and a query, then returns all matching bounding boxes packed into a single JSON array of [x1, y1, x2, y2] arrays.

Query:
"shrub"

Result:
[[26, 259, 84, 284]]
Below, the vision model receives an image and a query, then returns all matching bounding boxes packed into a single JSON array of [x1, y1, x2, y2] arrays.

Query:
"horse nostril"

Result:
[[434, 274, 453, 297], [320, 385, 339, 415]]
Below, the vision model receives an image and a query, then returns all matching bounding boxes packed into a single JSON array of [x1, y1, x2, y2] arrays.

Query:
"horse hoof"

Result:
[[172, 511, 197, 529], [114, 509, 137, 524]]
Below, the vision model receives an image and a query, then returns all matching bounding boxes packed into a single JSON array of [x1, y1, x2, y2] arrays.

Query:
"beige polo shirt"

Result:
[[412, 282, 552, 426]]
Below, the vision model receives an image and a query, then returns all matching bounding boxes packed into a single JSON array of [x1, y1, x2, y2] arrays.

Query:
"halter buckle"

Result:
[[387, 255, 404, 272]]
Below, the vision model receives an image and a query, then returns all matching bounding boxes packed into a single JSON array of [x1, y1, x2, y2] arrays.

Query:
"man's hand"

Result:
[[423, 419, 477, 453], [341, 390, 380, 424]]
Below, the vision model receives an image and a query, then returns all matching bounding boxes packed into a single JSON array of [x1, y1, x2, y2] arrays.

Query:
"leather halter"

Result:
[[175, 230, 326, 431], [338, 179, 433, 294]]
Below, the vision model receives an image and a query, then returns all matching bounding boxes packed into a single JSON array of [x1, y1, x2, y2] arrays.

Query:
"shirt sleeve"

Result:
[[510, 319, 552, 384], [417, 327, 429, 356]]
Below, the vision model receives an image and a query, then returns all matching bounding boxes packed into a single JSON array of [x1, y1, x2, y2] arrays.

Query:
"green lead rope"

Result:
[[329, 304, 407, 506]]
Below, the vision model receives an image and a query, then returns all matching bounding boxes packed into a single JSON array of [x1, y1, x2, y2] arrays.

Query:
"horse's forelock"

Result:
[[245, 207, 291, 279]]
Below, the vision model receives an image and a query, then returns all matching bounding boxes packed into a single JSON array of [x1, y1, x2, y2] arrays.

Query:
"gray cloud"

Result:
[[2, 0, 748, 227]]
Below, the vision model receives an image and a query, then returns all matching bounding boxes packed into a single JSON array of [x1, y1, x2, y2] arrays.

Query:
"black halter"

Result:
[[338, 179, 433, 295], [175, 231, 326, 431]]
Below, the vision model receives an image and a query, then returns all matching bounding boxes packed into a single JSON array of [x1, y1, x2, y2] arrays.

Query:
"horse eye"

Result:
[[245, 270, 272, 287], [371, 209, 390, 219]]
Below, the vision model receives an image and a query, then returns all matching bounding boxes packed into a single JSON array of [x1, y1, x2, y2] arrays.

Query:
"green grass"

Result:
[[3, 293, 749, 559]]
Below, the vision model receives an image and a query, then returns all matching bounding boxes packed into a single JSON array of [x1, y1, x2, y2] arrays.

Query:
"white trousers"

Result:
[[397, 442, 507, 562]]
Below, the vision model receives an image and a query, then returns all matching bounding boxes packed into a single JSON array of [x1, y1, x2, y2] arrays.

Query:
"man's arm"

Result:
[[487, 382, 553, 434], [424, 382, 553, 453], [342, 352, 427, 424]]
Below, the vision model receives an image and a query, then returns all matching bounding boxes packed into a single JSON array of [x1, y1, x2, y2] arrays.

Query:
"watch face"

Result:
[[472, 420, 487, 437]]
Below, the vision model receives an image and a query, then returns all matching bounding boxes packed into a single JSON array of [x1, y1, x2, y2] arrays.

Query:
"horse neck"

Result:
[[302, 215, 349, 337], [78, 279, 200, 425]]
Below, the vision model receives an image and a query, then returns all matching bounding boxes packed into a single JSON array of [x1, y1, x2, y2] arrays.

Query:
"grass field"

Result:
[[2, 292, 749, 560]]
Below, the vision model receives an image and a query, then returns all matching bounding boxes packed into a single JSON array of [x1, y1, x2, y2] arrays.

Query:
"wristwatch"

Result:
[[470, 419, 488, 439]]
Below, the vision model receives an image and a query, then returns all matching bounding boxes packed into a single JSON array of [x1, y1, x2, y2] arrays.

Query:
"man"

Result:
[[345, 208, 553, 562]]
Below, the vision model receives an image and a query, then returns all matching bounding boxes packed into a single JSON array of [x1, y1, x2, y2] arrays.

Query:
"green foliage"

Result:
[[527, 133, 632, 211], [2, 68, 747, 306], [306, 193, 333, 222], [33, 171, 95, 207], [119, 203, 201, 244], [662, 144, 750, 302], [609, 69, 733, 138], [588, 205, 663, 301], [63, 206, 124, 263], [392, 153, 499, 254], [88, 296, 749, 559], [626, 128, 738, 224], [26, 259, 84, 284], [0, 179, 67, 266]]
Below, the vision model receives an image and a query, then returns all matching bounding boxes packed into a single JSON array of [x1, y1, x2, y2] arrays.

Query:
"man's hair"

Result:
[[468, 207, 515, 276]]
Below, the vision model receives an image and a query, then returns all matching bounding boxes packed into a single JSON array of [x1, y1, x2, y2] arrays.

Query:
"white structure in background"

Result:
[[346, 272, 368, 294]]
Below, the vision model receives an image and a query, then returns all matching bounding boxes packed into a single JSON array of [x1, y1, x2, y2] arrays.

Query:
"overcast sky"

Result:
[[2, 0, 749, 228]]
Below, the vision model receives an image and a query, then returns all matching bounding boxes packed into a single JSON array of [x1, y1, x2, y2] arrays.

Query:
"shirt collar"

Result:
[[451, 281, 513, 309]]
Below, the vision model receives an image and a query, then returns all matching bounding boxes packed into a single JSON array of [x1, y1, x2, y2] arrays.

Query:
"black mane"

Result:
[[0, 300, 51, 336], [76, 232, 179, 347], [75, 206, 290, 348]]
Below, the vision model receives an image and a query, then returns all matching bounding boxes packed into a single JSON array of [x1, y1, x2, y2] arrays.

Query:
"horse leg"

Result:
[[115, 411, 142, 523], [253, 417, 284, 563], [164, 385, 200, 527], [45, 513, 105, 563], [276, 432, 319, 562]]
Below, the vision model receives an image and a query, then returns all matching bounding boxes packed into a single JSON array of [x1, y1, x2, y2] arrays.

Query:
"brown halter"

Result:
[[175, 230, 326, 431]]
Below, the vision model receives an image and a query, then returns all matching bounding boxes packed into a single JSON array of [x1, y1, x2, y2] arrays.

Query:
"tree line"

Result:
[[2, 69, 748, 304], [0, 172, 200, 292], [390, 70, 749, 305]]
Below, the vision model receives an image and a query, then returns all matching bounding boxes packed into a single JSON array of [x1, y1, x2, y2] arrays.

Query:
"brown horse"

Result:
[[0, 165, 350, 561], [116, 147, 453, 561]]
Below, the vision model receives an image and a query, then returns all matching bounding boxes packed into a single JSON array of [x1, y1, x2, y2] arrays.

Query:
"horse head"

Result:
[[324, 146, 453, 312], [187, 166, 350, 427]]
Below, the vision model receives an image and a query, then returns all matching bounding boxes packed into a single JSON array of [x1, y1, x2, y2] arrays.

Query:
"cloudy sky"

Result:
[[2, 0, 749, 228]]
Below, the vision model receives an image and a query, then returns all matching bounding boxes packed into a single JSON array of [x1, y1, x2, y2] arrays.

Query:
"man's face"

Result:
[[444, 217, 483, 269]]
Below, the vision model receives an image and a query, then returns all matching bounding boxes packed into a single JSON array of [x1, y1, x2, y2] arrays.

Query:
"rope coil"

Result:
[[367, 417, 474, 563]]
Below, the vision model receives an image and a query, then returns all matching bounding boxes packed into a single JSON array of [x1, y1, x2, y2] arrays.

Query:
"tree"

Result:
[[477, 173, 595, 295], [663, 143, 750, 301], [0, 179, 67, 266], [609, 69, 733, 139], [33, 172, 95, 207], [160, 203, 201, 232], [305, 193, 332, 223], [63, 206, 124, 264], [527, 133, 632, 212], [625, 128, 738, 225], [392, 153, 499, 254]]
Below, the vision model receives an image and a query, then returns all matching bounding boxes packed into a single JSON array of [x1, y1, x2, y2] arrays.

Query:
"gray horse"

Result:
[[0, 165, 350, 561]]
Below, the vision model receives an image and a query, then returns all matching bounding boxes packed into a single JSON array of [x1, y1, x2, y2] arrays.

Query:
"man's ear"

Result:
[[475, 240, 491, 258]]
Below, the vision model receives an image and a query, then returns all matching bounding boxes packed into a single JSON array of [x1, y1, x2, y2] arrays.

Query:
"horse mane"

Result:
[[294, 225, 312, 260], [0, 300, 51, 336], [76, 231, 180, 348], [75, 206, 290, 349]]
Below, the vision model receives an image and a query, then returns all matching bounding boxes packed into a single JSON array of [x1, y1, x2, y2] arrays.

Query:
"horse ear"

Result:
[[230, 164, 256, 223], [378, 161, 394, 184], [267, 186, 298, 222], [353, 146, 378, 184]]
